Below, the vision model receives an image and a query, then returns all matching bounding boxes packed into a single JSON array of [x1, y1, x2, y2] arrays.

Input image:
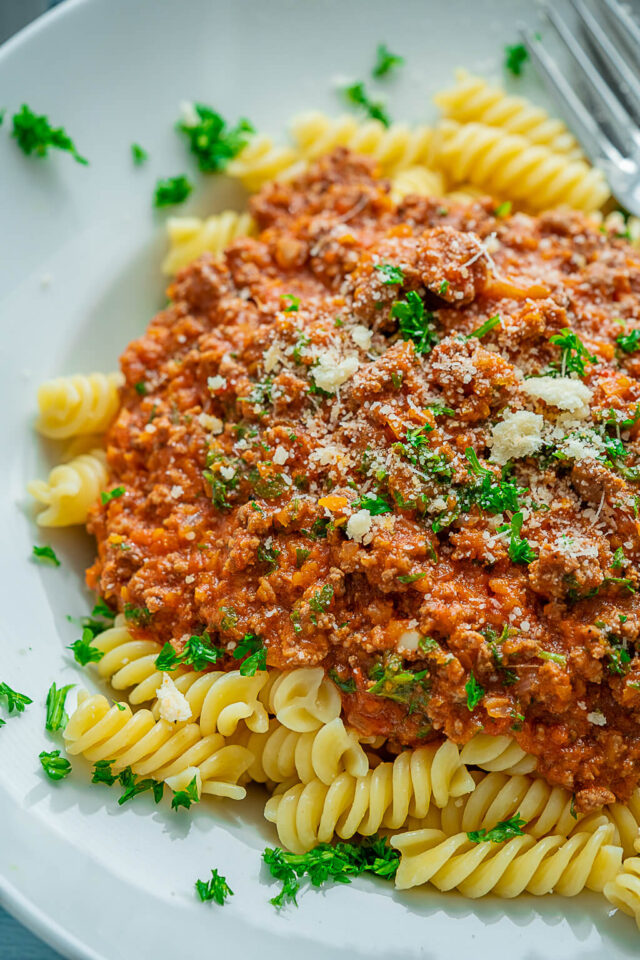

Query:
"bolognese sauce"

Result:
[[87, 150, 640, 811]]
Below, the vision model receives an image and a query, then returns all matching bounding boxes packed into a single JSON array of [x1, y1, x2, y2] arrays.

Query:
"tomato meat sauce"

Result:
[[87, 150, 640, 811]]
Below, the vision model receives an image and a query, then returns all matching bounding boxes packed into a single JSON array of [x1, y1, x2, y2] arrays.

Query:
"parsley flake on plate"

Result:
[[11, 104, 88, 164], [195, 868, 234, 905], [153, 174, 193, 207], [171, 774, 199, 811], [372, 44, 404, 79], [32, 544, 60, 566], [45, 682, 74, 732], [177, 103, 254, 172], [0, 682, 33, 714], [68, 627, 104, 666], [504, 42, 529, 76], [343, 82, 390, 127], [131, 143, 148, 165], [39, 749, 72, 781]]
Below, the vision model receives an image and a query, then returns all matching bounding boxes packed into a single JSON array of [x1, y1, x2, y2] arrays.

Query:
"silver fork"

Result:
[[520, 0, 640, 215]]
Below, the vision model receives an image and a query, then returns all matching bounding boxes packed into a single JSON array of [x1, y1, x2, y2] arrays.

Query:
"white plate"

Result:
[[0, 0, 638, 956]]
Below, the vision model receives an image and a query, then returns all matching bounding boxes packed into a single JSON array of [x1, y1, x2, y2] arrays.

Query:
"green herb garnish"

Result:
[[465, 671, 484, 711], [355, 493, 392, 515], [32, 545, 60, 567], [391, 291, 438, 355], [0, 682, 32, 714], [131, 143, 148, 165], [467, 814, 526, 843], [232, 634, 267, 676], [11, 104, 88, 164], [45, 682, 74, 732], [153, 174, 193, 207], [467, 314, 500, 340], [39, 750, 72, 781], [616, 329, 640, 354], [374, 263, 404, 285], [372, 44, 404, 78], [68, 627, 104, 665], [549, 328, 597, 378], [343, 82, 390, 126], [504, 43, 529, 76], [177, 103, 253, 172], [171, 774, 199, 811], [101, 486, 125, 505], [196, 868, 234, 905]]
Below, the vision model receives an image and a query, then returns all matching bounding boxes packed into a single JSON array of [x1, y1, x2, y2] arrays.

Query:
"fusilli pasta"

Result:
[[36, 372, 123, 439], [391, 823, 622, 896], [604, 855, 640, 930], [244, 716, 368, 786], [459, 733, 537, 775], [264, 741, 474, 853], [290, 111, 434, 175], [151, 669, 269, 737], [390, 165, 446, 202], [64, 692, 253, 799], [434, 70, 583, 159], [226, 135, 304, 192], [162, 211, 257, 275], [27, 448, 107, 526], [431, 120, 610, 213], [90, 615, 169, 704], [262, 667, 341, 732]]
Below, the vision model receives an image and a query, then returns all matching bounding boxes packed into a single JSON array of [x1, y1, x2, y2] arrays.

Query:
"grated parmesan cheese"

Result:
[[489, 410, 544, 465], [346, 508, 372, 543], [273, 445, 289, 465], [197, 412, 223, 435], [157, 673, 192, 723], [312, 352, 359, 393], [351, 325, 373, 351], [522, 376, 592, 416], [397, 629, 420, 652], [587, 711, 607, 726], [207, 375, 227, 392]]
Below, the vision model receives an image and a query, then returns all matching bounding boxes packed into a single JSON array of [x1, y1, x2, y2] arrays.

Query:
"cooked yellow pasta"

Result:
[[391, 823, 622, 896], [390, 165, 446, 202], [264, 741, 475, 853], [64, 692, 253, 800], [244, 716, 369, 786], [439, 770, 581, 839], [262, 667, 341, 732], [89, 614, 169, 704], [290, 111, 434, 175], [431, 120, 610, 213], [36, 372, 123, 439], [606, 791, 640, 858], [27, 448, 107, 526], [162, 211, 257, 275], [226, 135, 304, 192], [459, 733, 537, 775], [151, 669, 269, 737], [604, 856, 640, 930], [434, 70, 583, 159]]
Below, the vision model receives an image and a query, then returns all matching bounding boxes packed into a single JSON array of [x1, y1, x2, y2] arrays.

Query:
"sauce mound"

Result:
[[88, 150, 640, 810]]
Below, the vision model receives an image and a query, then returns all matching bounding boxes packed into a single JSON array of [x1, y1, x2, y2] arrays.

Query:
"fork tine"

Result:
[[571, 0, 640, 122], [601, 0, 640, 56], [545, 6, 637, 150], [518, 27, 621, 167]]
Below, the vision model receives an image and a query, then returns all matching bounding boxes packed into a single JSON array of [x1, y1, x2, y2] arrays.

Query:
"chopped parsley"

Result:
[[91, 760, 119, 786], [232, 634, 267, 675], [372, 44, 404, 78], [257, 541, 281, 570], [153, 174, 193, 207], [355, 493, 392, 515], [374, 263, 404, 285], [608, 646, 632, 676], [155, 633, 225, 672], [177, 103, 253, 172], [465, 671, 484, 711], [124, 603, 151, 626], [397, 572, 427, 583], [118, 768, 164, 806], [467, 814, 526, 843], [134, 380, 148, 396], [504, 43, 529, 76], [11, 104, 88, 164], [549, 328, 597, 378], [369, 653, 430, 714], [391, 291, 438, 355], [45, 682, 74, 732], [538, 650, 567, 667], [343, 82, 390, 127], [309, 584, 334, 624], [195, 868, 234, 905], [494, 201, 512, 218], [616, 329, 640, 354], [0, 682, 32, 714], [171, 774, 199, 811], [328, 668, 356, 693], [101, 486, 125, 505], [612, 546, 626, 570], [282, 294, 300, 312], [68, 627, 105, 665], [263, 837, 399, 908], [131, 143, 148, 165], [39, 750, 72, 781], [463, 449, 523, 514], [498, 512, 538, 564], [32, 544, 60, 567], [438, 279, 450, 295], [467, 314, 501, 340], [295, 548, 310, 568]]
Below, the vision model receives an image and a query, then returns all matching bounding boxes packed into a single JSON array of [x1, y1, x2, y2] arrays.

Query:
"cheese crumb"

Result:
[[312, 352, 359, 393], [587, 711, 607, 726], [207, 375, 227, 392], [273, 445, 288, 465], [522, 376, 592, 416], [397, 629, 420, 652], [157, 673, 192, 723], [489, 410, 544, 465], [264, 344, 282, 373], [197, 412, 223, 435], [346, 508, 372, 543], [351, 325, 373, 351], [170, 484, 184, 499]]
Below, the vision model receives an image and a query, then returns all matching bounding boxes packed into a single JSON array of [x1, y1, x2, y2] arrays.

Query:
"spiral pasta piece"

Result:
[[390, 166, 446, 202], [27, 448, 107, 527], [88, 614, 169, 704], [290, 112, 434, 176], [604, 856, 640, 929], [162, 211, 257, 275], [226, 135, 304, 192], [36, 372, 123, 439], [63, 692, 253, 799], [152, 669, 269, 737], [262, 667, 341, 732], [431, 120, 610, 213], [264, 741, 475, 853], [391, 823, 622, 897], [245, 716, 369, 786], [434, 71, 583, 159], [459, 733, 537, 775], [439, 770, 582, 839], [606, 789, 640, 858]]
